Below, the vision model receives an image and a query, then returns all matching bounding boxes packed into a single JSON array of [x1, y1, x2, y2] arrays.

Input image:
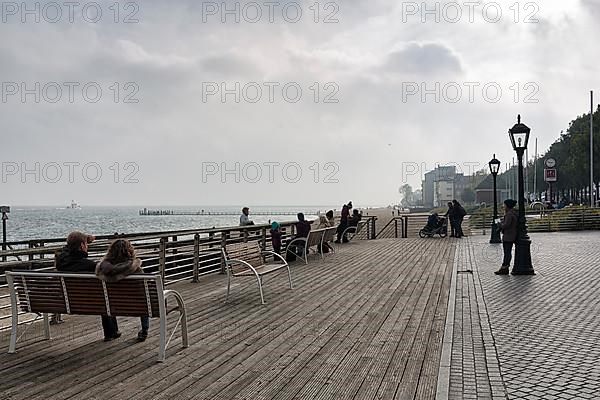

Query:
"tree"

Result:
[[399, 184, 414, 207]]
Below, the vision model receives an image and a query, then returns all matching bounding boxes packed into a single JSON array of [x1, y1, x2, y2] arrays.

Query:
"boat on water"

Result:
[[67, 200, 82, 209]]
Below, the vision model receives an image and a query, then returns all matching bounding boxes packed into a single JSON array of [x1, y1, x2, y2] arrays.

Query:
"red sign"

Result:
[[544, 168, 557, 182]]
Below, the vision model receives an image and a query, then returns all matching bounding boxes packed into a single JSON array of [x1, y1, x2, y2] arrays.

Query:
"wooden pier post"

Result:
[[193, 234, 200, 283]]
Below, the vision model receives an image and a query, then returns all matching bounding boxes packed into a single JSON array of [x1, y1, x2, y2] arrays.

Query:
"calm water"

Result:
[[4, 206, 337, 242]]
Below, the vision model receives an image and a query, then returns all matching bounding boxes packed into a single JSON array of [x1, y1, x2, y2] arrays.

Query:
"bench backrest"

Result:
[[323, 227, 336, 243], [355, 220, 367, 234], [6, 271, 162, 318], [305, 229, 326, 247], [222, 242, 264, 272]]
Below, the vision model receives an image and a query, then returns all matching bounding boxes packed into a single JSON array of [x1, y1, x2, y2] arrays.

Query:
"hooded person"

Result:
[[495, 199, 518, 275], [270, 221, 282, 260], [95, 239, 149, 341]]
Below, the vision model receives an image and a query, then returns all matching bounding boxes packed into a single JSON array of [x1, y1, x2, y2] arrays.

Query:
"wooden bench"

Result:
[[286, 228, 334, 264], [342, 220, 368, 242], [6, 271, 189, 362], [221, 242, 292, 304]]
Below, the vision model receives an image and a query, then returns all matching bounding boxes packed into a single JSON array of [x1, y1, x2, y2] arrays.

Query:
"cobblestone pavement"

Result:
[[447, 231, 600, 400]]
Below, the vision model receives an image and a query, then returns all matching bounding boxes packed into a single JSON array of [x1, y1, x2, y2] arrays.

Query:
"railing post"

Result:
[[370, 217, 376, 239], [220, 233, 227, 274], [403, 216, 408, 238], [193, 233, 200, 283], [159, 237, 167, 284], [28, 242, 34, 261], [394, 219, 398, 238], [172, 235, 178, 268], [261, 227, 267, 250]]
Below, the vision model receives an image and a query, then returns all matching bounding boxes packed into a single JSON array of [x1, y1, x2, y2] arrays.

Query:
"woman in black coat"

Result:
[[495, 199, 518, 275]]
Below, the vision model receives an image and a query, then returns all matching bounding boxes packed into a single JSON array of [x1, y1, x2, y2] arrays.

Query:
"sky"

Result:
[[0, 0, 598, 207]]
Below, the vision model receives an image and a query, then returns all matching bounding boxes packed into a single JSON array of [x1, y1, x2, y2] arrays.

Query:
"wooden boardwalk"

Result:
[[0, 238, 455, 400]]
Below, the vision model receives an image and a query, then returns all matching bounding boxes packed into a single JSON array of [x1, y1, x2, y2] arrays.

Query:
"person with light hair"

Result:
[[96, 239, 149, 341]]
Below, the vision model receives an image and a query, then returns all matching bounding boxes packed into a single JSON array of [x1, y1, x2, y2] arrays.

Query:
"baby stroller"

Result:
[[419, 215, 448, 238]]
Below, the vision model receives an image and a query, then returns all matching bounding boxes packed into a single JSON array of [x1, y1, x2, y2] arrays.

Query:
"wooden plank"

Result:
[[0, 239, 455, 400]]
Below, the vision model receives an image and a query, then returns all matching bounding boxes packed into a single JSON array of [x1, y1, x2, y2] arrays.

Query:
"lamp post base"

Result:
[[512, 239, 535, 275], [489, 223, 502, 244]]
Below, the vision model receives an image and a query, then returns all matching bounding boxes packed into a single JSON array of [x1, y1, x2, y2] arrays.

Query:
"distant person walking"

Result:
[[495, 199, 518, 275], [240, 207, 254, 226], [96, 239, 149, 341], [452, 200, 466, 238]]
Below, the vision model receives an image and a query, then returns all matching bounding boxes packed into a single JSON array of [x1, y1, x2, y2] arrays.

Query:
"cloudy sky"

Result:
[[1, 0, 598, 206]]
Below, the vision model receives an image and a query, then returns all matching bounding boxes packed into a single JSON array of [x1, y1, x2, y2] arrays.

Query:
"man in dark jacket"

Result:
[[54, 231, 97, 272], [495, 199, 518, 275], [54, 231, 120, 341], [452, 200, 466, 238]]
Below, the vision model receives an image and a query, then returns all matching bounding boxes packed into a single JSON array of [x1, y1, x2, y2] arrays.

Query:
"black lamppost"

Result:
[[508, 115, 535, 275], [489, 155, 502, 244]]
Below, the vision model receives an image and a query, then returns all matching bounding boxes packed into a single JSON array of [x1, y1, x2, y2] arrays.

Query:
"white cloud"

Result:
[[0, 0, 598, 206]]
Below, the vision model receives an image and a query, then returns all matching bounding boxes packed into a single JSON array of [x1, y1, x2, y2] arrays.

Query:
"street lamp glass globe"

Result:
[[508, 114, 531, 151], [489, 155, 501, 176]]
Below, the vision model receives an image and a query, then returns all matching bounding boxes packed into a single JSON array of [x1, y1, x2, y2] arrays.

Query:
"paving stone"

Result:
[[447, 232, 600, 400]]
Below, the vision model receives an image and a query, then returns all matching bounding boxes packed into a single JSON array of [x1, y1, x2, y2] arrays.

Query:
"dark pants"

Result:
[[449, 218, 456, 236], [502, 241, 514, 266], [101, 316, 119, 338], [455, 217, 464, 237], [141, 316, 150, 332]]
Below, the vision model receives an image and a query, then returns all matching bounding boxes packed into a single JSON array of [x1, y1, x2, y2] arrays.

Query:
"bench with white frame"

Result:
[[6, 271, 188, 362]]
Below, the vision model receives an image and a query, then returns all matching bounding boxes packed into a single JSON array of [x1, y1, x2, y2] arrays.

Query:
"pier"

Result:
[[2, 220, 600, 398]]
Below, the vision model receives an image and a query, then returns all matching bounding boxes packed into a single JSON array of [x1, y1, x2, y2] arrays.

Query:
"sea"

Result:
[[3, 205, 341, 242]]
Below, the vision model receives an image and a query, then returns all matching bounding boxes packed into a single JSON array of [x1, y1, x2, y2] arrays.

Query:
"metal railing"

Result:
[[0, 221, 302, 331], [467, 206, 600, 233]]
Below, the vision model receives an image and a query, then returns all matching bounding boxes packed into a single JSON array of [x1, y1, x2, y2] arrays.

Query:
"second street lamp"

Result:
[[489, 155, 502, 244], [508, 115, 535, 275]]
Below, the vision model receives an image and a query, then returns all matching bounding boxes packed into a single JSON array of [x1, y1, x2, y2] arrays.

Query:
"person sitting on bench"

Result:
[[53, 231, 120, 341], [96, 239, 149, 342]]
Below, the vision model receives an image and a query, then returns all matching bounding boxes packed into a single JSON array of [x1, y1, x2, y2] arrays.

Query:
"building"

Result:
[[422, 165, 471, 208], [474, 174, 509, 205]]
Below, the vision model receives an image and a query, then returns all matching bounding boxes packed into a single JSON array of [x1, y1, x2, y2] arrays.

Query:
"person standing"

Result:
[[96, 239, 149, 341], [452, 200, 466, 238], [335, 203, 350, 243], [495, 199, 518, 275], [53, 231, 120, 341]]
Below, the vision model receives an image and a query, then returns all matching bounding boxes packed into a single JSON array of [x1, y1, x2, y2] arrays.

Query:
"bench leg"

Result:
[[8, 310, 17, 354], [226, 273, 231, 303], [286, 266, 293, 290], [256, 276, 265, 305], [158, 316, 166, 363], [43, 313, 51, 340]]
